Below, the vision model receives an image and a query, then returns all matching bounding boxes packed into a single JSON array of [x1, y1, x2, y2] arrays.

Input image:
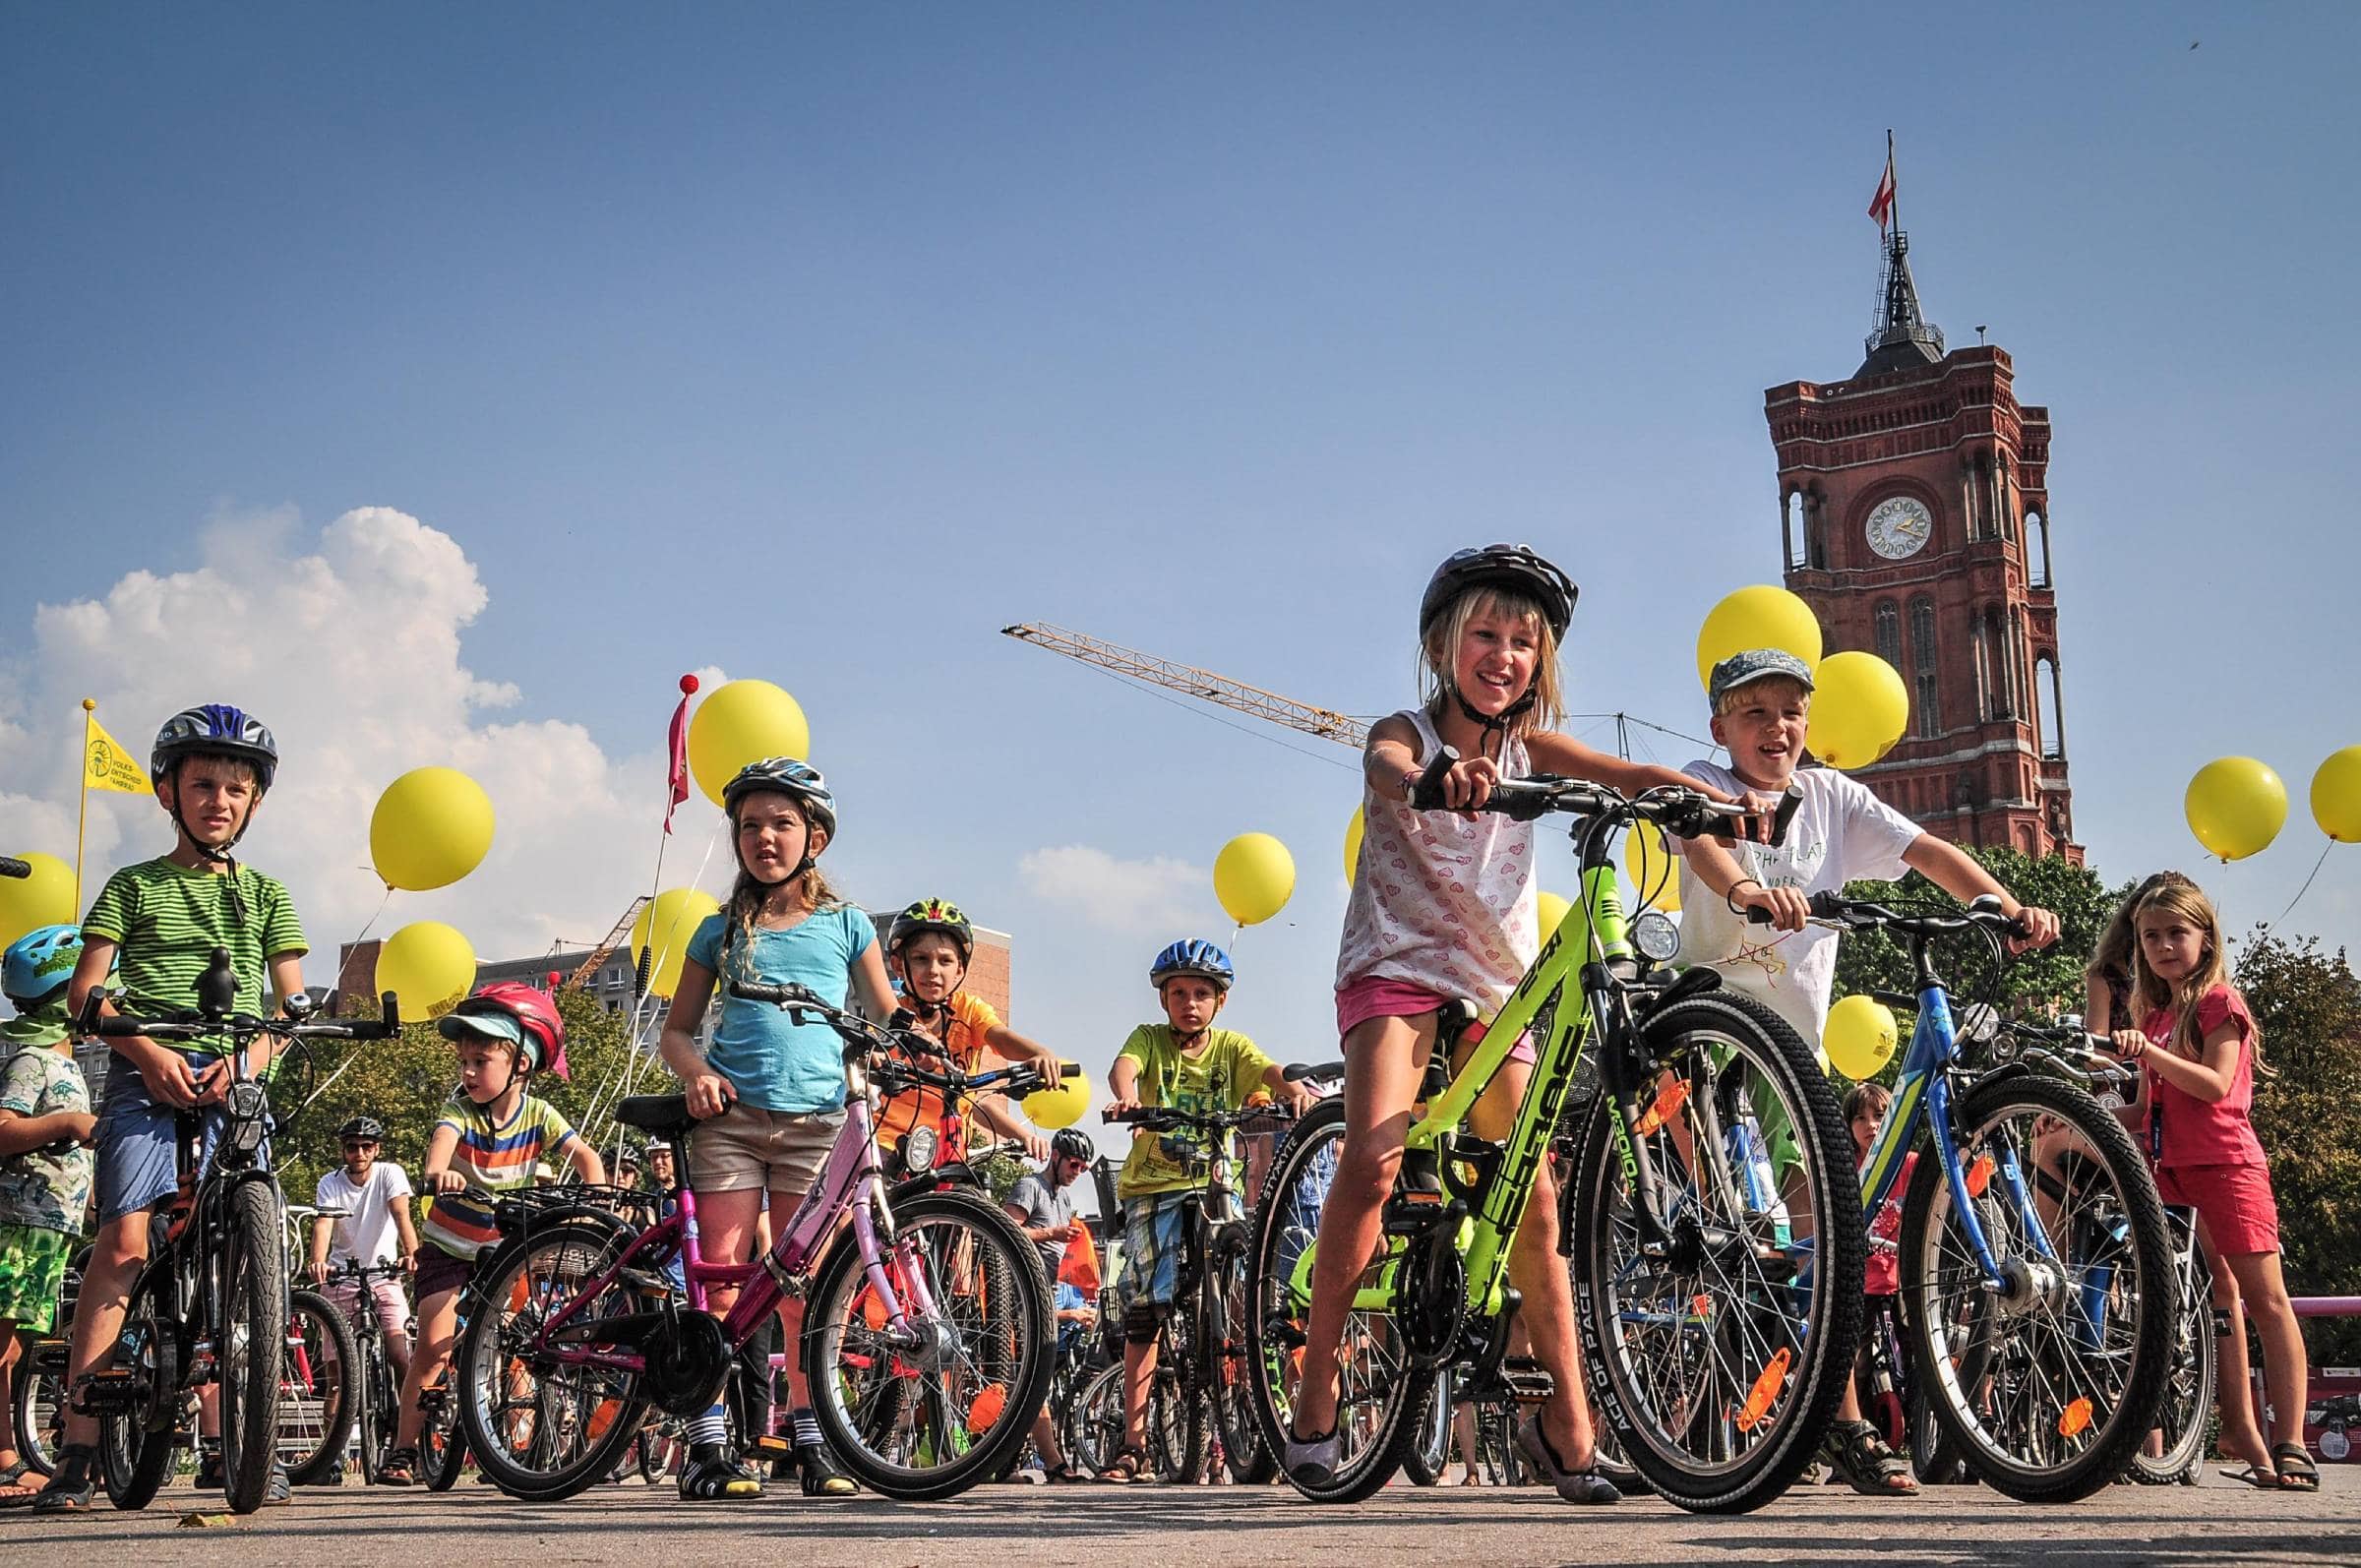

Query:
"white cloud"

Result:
[[0, 506, 734, 977], [1017, 844, 1206, 935]]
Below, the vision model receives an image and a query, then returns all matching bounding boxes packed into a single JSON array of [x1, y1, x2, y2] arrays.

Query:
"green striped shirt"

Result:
[[82, 858, 307, 1055]]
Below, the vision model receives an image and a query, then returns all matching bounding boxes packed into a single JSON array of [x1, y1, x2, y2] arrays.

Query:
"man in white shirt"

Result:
[[307, 1115, 419, 1383]]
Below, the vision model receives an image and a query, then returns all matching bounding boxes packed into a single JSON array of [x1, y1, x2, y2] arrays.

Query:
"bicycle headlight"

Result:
[[226, 1081, 270, 1153], [902, 1124, 938, 1175], [1631, 910, 1680, 964]]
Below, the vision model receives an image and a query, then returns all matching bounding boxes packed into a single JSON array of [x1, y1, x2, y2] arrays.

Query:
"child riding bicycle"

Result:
[[37, 704, 306, 1514], [1101, 939, 1312, 1484], [877, 898, 1060, 1166], [0, 926, 98, 1506]]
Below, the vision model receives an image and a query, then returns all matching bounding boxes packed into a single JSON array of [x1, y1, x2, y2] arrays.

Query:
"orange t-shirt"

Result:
[[875, 992, 1006, 1150]]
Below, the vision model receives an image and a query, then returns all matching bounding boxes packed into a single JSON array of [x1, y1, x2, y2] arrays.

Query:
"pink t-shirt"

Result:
[[2141, 987, 2267, 1170], [1335, 706, 1538, 1017], [1863, 1151, 1916, 1297]]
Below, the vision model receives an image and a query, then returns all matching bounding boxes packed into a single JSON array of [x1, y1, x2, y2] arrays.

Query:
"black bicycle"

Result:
[[317, 1258, 411, 1483], [73, 949, 396, 1512]]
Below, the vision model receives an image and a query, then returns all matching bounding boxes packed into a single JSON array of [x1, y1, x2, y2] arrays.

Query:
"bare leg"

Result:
[[2221, 1251, 2309, 1453], [1121, 1335, 1157, 1451], [56, 1212, 147, 1450], [389, 1286, 461, 1451]]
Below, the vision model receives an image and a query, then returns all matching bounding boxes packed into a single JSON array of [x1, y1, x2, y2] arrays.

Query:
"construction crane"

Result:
[[1000, 623, 1713, 761], [1001, 624, 1369, 749], [566, 894, 651, 993]]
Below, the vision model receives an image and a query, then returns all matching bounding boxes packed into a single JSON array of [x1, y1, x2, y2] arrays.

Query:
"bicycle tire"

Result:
[[804, 1187, 1052, 1500], [1240, 1095, 1434, 1503], [1066, 1361, 1127, 1476], [1209, 1228, 1276, 1482], [1567, 989, 1863, 1514], [1145, 1356, 1204, 1483], [1899, 1071, 2171, 1503], [423, 1391, 468, 1491], [2129, 1217, 2216, 1486], [357, 1339, 400, 1484], [98, 1263, 177, 1511], [455, 1221, 652, 1501], [1400, 1369, 1453, 1486], [13, 1358, 65, 1478], [282, 1288, 361, 1485], [218, 1181, 289, 1513]]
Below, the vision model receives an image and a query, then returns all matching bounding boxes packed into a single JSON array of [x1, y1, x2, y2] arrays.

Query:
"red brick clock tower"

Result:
[[1764, 218, 2081, 862]]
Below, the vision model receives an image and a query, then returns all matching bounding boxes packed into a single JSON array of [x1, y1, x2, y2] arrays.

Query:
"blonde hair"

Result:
[[719, 794, 847, 988], [2124, 877, 2267, 1072], [1713, 674, 1812, 719], [2085, 870, 2198, 995], [1419, 584, 1564, 743]]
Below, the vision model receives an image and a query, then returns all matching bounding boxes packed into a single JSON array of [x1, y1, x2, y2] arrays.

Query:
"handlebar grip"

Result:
[[1408, 746, 1460, 811], [0, 856, 29, 879], [1743, 905, 1775, 925], [1768, 785, 1804, 848], [729, 979, 817, 1007], [1807, 890, 1846, 920]]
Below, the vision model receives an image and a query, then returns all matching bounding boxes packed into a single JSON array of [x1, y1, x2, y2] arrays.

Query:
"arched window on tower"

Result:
[[2037, 654, 2065, 759], [1784, 491, 1806, 571], [1874, 600, 1901, 670], [2027, 510, 2051, 586], [1908, 596, 1941, 737], [1805, 491, 1828, 570]]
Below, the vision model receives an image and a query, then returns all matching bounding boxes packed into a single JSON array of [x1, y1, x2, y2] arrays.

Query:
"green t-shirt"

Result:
[[82, 858, 307, 1054], [1114, 1025, 1276, 1200]]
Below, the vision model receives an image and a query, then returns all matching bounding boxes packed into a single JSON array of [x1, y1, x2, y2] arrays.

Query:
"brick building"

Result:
[[1764, 218, 2081, 862]]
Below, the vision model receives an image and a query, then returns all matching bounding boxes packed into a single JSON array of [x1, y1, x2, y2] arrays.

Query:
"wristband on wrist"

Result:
[[1725, 878, 1762, 915]]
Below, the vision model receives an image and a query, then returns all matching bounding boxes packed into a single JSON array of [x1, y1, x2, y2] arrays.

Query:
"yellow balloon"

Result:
[[1214, 832, 1296, 927], [1536, 890, 1571, 933], [1825, 995, 1900, 1081], [2185, 757, 2287, 862], [689, 680, 812, 811], [631, 888, 722, 998], [1344, 807, 1365, 887], [2311, 747, 2361, 844], [1804, 651, 1909, 769], [0, 852, 76, 949], [1023, 1062, 1094, 1131], [1622, 822, 1682, 913], [376, 920, 477, 1019], [1696, 585, 1824, 692], [370, 767, 496, 892]]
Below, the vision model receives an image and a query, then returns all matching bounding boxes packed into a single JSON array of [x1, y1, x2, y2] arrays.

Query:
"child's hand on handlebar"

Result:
[[2007, 904, 2061, 952], [1734, 882, 1809, 931], [134, 1044, 206, 1111], [1102, 1096, 1139, 1119], [684, 1071, 736, 1119], [431, 1170, 467, 1195], [1405, 751, 1498, 813]]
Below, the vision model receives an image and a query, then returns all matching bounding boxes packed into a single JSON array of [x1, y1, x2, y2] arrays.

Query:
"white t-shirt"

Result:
[[315, 1161, 415, 1267], [1672, 761, 1919, 1045]]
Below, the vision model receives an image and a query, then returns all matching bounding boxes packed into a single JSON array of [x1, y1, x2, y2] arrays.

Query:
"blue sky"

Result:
[[4, 4, 2355, 1156]]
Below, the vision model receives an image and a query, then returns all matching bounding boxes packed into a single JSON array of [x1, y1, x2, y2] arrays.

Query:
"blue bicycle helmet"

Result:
[[151, 703, 279, 791], [1149, 938, 1234, 994], [3, 924, 86, 1006], [720, 756, 836, 840]]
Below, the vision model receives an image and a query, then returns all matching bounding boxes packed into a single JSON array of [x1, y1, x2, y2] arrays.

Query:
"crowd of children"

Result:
[[0, 543, 2327, 1516]]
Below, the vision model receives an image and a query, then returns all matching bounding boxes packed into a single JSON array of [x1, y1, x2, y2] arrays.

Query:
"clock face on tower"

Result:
[[1865, 495, 1933, 561]]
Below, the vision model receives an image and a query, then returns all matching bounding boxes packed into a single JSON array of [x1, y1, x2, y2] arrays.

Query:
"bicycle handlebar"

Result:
[[726, 980, 1081, 1097], [76, 946, 402, 1040], [0, 856, 29, 879], [1760, 889, 2032, 942], [1104, 1104, 1289, 1131], [1409, 746, 1803, 848]]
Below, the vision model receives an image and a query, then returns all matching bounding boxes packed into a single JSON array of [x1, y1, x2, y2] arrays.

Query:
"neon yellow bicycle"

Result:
[[1242, 761, 1863, 1512]]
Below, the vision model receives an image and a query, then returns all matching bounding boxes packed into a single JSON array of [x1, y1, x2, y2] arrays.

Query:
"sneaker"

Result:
[[796, 1440, 858, 1497], [677, 1443, 762, 1501], [263, 1464, 292, 1506], [1282, 1425, 1342, 1488], [195, 1448, 223, 1490]]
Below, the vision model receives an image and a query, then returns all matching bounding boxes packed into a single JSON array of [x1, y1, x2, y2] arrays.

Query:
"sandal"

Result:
[[2271, 1442, 2320, 1493], [1824, 1418, 1917, 1496], [30, 1446, 96, 1514], [1096, 1445, 1148, 1484], [1515, 1416, 1621, 1505], [376, 1447, 419, 1486], [1044, 1460, 1088, 1484], [2218, 1460, 2279, 1488]]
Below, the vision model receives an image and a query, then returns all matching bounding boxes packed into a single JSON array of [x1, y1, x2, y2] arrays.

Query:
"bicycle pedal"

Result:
[[751, 1435, 792, 1460], [1381, 1191, 1459, 1235]]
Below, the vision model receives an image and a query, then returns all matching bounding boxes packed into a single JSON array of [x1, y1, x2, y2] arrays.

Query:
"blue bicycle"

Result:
[[1799, 891, 2171, 1502]]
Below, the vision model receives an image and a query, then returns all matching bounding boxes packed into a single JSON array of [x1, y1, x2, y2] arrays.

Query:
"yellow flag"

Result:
[[85, 714, 150, 794]]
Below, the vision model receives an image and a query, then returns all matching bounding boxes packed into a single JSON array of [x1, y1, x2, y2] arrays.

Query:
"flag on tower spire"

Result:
[[1868, 135, 1897, 232]]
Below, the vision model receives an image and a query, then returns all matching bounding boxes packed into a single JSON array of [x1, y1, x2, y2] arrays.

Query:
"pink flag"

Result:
[[665, 674, 698, 834]]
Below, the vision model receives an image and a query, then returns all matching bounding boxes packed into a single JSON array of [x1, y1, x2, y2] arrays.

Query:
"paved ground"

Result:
[[4, 1469, 2354, 1565]]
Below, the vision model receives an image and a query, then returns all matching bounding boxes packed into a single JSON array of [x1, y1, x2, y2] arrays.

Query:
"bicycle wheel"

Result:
[[1566, 990, 1863, 1514], [1899, 1071, 2171, 1503], [1209, 1229, 1276, 1482], [357, 1339, 400, 1484], [1240, 1096, 1433, 1503], [2129, 1211, 2215, 1486], [1147, 1309, 1207, 1483], [423, 1386, 468, 1491], [218, 1181, 288, 1513], [1066, 1361, 1127, 1475], [804, 1188, 1052, 1500], [455, 1221, 652, 1501], [12, 1357, 65, 1478], [1400, 1369, 1453, 1486], [97, 1264, 177, 1511], [281, 1288, 360, 1485]]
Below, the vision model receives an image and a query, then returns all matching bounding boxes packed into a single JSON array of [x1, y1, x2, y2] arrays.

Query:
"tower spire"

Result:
[[1856, 132, 1944, 377]]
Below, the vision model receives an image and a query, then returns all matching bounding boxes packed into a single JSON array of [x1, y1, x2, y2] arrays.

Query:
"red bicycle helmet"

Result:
[[448, 981, 571, 1082]]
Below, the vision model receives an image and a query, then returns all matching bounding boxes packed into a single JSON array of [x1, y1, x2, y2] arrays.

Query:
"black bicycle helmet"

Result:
[[888, 897, 974, 962], [720, 756, 836, 839], [1052, 1127, 1096, 1164], [1417, 544, 1577, 640], [336, 1116, 385, 1142]]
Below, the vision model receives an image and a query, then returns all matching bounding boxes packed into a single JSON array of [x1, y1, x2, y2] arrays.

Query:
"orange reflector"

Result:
[[967, 1383, 1007, 1436], [1735, 1347, 1791, 1433], [1636, 1079, 1691, 1136], [2059, 1397, 2092, 1438], [1692, 1295, 1714, 1320], [1966, 1154, 1996, 1198], [588, 1397, 621, 1441]]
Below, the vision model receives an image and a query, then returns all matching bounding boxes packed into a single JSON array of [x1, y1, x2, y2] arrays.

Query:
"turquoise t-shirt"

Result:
[[685, 906, 875, 1114]]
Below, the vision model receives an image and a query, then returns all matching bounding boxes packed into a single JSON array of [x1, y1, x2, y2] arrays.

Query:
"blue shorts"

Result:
[[93, 1048, 269, 1223], [1118, 1191, 1193, 1311]]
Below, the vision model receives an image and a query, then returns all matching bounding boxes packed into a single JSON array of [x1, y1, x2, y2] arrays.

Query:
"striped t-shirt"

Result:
[[82, 858, 306, 1055], [419, 1094, 577, 1258]]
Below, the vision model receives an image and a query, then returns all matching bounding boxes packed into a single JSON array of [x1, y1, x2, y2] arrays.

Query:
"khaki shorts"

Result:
[[689, 1100, 846, 1194]]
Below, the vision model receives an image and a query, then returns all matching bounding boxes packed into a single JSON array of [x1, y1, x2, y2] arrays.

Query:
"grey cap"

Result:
[[1709, 648, 1816, 705]]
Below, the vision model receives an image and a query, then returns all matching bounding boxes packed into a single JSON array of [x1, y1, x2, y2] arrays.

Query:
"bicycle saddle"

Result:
[[615, 1094, 698, 1138]]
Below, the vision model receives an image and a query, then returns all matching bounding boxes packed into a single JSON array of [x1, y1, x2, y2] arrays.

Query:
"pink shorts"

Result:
[[1334, 976, 1537, 1065], [2156, 1163, 2280, 1257]]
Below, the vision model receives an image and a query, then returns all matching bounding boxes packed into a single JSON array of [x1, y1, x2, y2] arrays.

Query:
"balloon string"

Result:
[[2258, 842, 2334, 938], [331, 885, 396, 1015]]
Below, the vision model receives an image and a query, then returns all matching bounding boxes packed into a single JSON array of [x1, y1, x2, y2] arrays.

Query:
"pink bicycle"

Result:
[[451, 979, 1059, 1501]]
